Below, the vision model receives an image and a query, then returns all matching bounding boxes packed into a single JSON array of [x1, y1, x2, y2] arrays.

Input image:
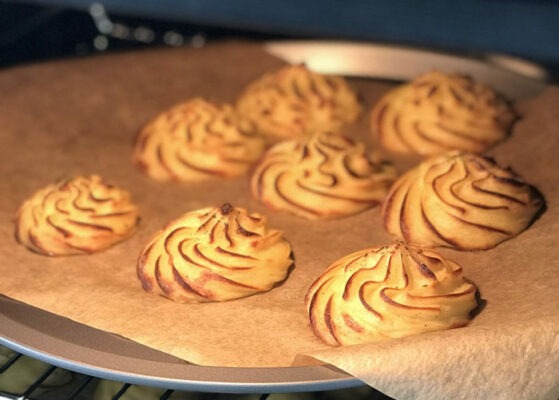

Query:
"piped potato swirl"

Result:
[[370, 71, 518, 156], [15, 175, 140, 256], [137, 203, 293, 303], [236, 64, 362, 140], [133, 98, 265, 182], [250, 131, 397, 220], [382, 151, 545, 250], [305, 241, 479, 346]]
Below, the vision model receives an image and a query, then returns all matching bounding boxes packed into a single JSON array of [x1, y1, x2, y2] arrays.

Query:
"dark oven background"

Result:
[[1, 0, 559, 80]]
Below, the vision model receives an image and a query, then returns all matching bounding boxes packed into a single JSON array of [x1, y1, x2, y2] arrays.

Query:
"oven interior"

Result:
[[1, 2, 557, 399]]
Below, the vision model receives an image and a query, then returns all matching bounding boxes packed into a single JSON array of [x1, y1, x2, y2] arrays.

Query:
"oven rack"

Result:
[[0, 350, 246, 400], [0, 351, 158, 400], [0, 349, 392, 400]]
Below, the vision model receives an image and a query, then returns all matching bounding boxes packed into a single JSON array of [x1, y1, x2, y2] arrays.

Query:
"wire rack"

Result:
[[0, 347, 394, 400], [1, 350, 91, 400], [0, 350, 251, 400]]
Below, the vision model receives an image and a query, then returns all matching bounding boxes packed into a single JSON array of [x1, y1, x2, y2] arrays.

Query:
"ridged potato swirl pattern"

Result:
[[133, 98, 265, 182], [236, 64, 362, 140], [306, 241, 478, 346], [15, 175, 140, 256], [370, 71, 518, 155], [137, 203, 293, 303], [250, 131, 398, 220], [382, 151, 545, 250]]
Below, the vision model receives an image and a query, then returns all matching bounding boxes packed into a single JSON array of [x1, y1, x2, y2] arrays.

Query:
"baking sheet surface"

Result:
[[0, 41, 557, 398]]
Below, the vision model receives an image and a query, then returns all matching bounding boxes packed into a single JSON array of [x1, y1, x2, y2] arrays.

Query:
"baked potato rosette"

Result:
[[370, 71, 518, 156], [382, 151, 545, 250], [133, 98, 265, 182], [250, 131, 397, 220], [305, 241, 478, 346], [137, 203, 293, 303], [15, 175, 139, 256], [236, 64, 362, 140]]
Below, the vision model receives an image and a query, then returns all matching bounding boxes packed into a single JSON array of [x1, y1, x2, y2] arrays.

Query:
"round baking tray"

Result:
[[0, 40, 550, 393], [0, 296, 357, 393]]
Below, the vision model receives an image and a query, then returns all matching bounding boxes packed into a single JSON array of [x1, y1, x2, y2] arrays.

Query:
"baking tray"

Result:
[[0, 296, 357, 393], [0, 40, 551, 393]]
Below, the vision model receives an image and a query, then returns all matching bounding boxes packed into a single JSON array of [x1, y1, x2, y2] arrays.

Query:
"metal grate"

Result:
[[0, 349, 278, 400], [0, 349, 172, 400], [0, 348, 394, 400], [0, 362, 94, 400]]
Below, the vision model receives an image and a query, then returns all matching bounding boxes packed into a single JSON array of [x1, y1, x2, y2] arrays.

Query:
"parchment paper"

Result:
[[0, 41, 557, 399]]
